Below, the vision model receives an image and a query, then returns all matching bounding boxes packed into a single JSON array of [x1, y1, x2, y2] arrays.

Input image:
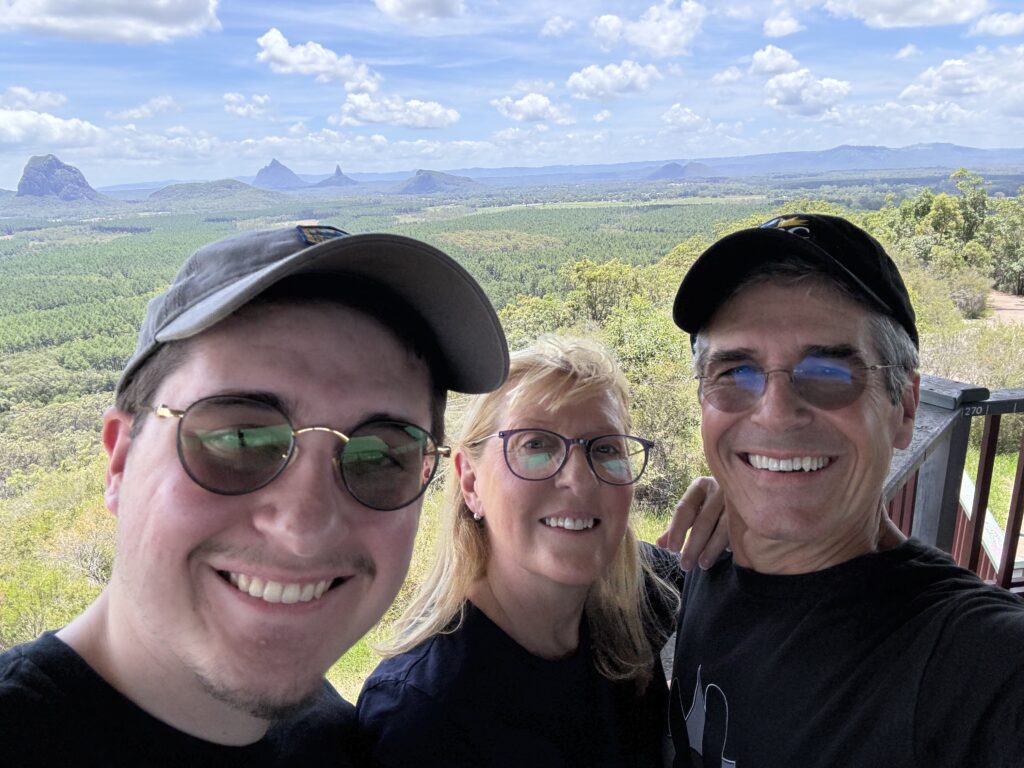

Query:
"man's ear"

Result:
[[454, 451, 481, 518], [102, 407, 134, 517], [893, 373, 920, 450]]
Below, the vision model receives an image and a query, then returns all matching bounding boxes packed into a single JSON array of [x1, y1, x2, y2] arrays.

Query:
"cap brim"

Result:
[[159, 233, 508, 394]]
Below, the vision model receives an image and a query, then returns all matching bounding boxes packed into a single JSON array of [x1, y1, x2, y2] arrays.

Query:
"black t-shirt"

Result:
[[670, 539, 1024, 768], [357, 602, 671, 767], [0, 632, 359, 767]]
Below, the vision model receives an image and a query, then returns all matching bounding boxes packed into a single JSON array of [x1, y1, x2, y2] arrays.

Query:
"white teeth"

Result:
[[227, 572, 333, 604], [748, 454, 830, 472], [542, 517, 596, 530]]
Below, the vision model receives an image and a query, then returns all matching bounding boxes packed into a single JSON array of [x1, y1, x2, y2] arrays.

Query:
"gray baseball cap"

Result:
[[119, 224, 509, 395]]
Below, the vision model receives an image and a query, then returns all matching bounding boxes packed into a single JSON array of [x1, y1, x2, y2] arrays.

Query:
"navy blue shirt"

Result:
[[358, 603, 670, 767]]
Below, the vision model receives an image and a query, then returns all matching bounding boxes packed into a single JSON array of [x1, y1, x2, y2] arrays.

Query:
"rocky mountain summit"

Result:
[[16, 154, 103, 201], [252, 159, 307, 189], [314, 165, 358, 187]]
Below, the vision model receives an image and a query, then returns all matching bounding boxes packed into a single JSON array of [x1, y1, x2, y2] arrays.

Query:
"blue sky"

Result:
[[2, 0, 1024, 188]]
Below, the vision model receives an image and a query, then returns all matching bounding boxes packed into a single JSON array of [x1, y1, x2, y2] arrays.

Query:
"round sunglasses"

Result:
[[153, 395, 449, 511], [697, 355, 895, 413]]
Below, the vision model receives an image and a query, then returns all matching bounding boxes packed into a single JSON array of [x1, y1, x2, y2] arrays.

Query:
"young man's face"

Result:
[[698, 281, 917, 570], [103, 303, 432, 719]]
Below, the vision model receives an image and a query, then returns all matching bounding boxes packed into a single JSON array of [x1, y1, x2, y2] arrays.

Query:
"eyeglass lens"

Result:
[[700, 355, 870, 413], [175, 396, 439, 510], [503, 429, 649, 484]]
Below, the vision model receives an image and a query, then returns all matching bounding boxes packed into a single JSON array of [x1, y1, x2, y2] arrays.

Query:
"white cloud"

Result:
[[661, 103, 710, 130], [750, 45, 800, 75], [0, 109, 102, 146], [764, 12, 805, 37], [493, 126, 530, 143], [895, 44, 921, 59], [591, 14, 624, 49], [765, 68, 851, 116], [899, 45, 1024, 114], [823, 0, 987, 29], [107, 96, 179, 120], [223, 93, 270, 119], [712, 66, 744, 84], [836, 99, 977, 138], [374, 0, 463, 21], [491, 93, 575, 124], [332, 93, 459, 128], [256, 28, 380, 92], [566, 60, 662, 100], [971, 13, 1024, 37], [593, 110, 611, 123], [0, 86, 66, 110], [591, 2, 706, 58], [0, 0, 220, 43], [541, 15, 575, 37], [513, 79, 555, 94]]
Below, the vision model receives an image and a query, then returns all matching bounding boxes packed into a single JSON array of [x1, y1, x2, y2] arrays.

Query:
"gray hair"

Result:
[[691, 259, 918, 405]]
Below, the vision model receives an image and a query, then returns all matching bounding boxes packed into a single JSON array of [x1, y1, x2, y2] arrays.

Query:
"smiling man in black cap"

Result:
[[668, 214, 1024, 767], [0, 225, 508, 766]]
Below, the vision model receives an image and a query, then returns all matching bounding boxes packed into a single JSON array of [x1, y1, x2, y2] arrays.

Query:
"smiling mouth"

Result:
[[746, 454, 832, 472], [542, 517, 597, 531], [219, 571, 347, 605]]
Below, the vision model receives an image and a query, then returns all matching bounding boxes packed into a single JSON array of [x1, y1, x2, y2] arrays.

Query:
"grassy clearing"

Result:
[[964, 445, 1020, 531]]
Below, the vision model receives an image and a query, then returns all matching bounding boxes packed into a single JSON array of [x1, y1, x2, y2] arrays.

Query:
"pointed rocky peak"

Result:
[[16, 154, 103, 201], [253, 158, 307, 190], [314, 164, 358, 187]]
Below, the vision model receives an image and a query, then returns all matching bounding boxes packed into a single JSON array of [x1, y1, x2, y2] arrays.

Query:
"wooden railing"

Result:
[[884, 374, 1024, 592]]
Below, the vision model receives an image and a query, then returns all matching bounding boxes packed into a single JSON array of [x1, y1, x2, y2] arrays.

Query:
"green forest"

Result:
[[1, 169, 1022, 698]]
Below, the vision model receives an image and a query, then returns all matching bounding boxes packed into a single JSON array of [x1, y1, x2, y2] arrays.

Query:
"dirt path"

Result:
[[989, 290, 1024, 324]]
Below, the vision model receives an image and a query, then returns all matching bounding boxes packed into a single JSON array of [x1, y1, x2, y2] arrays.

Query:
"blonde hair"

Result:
[[380, 336, 679, 688]]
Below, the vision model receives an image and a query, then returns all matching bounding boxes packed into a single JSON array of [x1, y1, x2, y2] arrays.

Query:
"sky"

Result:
[[2, 0, 1024, 188]]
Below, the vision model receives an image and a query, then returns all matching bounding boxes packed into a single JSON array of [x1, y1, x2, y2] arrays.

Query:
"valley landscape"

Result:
[[2, 146, 1023, 698]]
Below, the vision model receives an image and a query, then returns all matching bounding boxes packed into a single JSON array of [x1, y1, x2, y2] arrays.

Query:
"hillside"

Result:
[[396, 169, 479, 195], [146, 179, 288, 209]]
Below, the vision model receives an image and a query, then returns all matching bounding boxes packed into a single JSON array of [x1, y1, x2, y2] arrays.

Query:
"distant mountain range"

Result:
[[5, 144, 1024, 205]]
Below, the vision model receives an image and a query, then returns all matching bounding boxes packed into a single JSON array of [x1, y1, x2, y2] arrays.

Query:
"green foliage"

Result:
[[563, 259, 640, 325], [922, 322, 1024, 452], [601, 296, 707, 510], [499, 295, 570, 351], [951, 168, 988, 243], [0, 451, 112, 651], [985, 196, 1024, 295]]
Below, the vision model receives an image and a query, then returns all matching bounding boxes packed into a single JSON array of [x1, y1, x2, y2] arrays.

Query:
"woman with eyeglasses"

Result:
[[356, 336, 724, 767]]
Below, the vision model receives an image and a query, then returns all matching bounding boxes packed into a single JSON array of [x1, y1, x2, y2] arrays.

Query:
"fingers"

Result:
[[656, 476, 710, 551], [679, 480, 727, 571], [657, 476, 727, 571]]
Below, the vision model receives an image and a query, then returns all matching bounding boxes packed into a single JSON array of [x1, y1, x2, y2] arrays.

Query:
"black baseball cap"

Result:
[[120, 225, 509, 395], [673, 213, 918, 347]]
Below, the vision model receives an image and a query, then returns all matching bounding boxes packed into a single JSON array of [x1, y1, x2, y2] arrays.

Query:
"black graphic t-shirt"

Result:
[[671, 540, 1024, 768]]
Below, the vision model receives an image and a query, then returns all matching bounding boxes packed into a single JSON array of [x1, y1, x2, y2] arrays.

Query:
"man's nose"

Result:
[[251, 433, 351, 557], [749, 371, 812, 430]]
